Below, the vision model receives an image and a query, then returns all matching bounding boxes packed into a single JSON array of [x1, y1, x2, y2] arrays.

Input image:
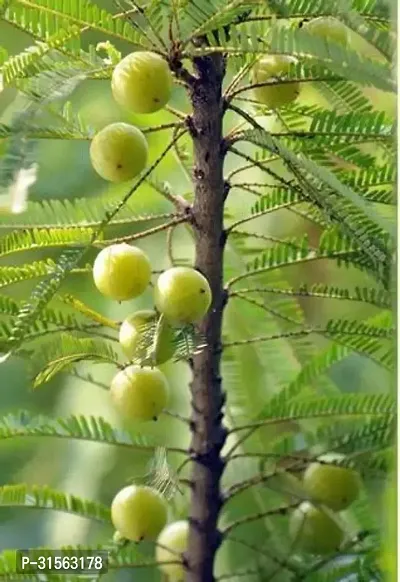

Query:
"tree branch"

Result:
[[186, 51, 228, 582], [221, 503, 298, 538]]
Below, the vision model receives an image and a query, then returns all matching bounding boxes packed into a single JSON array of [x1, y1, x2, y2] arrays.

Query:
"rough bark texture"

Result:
[[186, 52, 227, 582]]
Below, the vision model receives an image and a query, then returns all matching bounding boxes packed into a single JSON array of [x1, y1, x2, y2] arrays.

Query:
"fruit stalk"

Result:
[[185, 53, 228, 582]]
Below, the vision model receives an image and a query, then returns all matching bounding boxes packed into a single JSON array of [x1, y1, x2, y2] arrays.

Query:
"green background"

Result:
[[0, 1, 395, 580]]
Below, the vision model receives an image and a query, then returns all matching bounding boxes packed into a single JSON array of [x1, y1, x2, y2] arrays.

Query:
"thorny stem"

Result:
[[184, 51, 228, 582]]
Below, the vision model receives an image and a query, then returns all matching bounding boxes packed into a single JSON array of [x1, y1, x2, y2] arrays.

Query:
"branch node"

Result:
[[185, 115, 198, 138], [219, 229, 228, 248], [223, 180, 231, 200], [221, 289, 229, 309], [193, 166, 205, 180], [220, 137, 230, 156]]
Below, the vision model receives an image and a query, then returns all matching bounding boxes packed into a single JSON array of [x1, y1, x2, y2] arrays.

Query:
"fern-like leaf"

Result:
[[0, 409, 183, 452], [0, 484, 110, 523], [30, 333, 120, 388]]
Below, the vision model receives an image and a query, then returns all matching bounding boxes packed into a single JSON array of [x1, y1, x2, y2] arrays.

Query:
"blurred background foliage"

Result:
[[0, 1, 396, 580]]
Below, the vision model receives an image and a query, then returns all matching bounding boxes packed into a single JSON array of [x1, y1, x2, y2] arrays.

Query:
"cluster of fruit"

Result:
[[92, 242, 212, 579], [112, 484, 188, 580], [87, 18, 351, 576], [90, 50, 173, 183], [93, 242, 362, 571], [289, 454, 362, 554], [88, 17, 348, 185], [92, 242, 212, 422]]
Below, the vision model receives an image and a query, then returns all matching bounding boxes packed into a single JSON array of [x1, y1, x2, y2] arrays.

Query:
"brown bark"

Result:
[[185, 52, 228, 582]]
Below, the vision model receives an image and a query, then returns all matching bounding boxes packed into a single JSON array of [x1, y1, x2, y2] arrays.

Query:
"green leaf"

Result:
[[0, 228, 95, 257], [1, 0, 151, 48], [0, 409, 179, 452], [0, 259, 59, 289], [1, 27, 82, 86], [268, 25, 395, 92], [0, 197, 177, 230], [0, 484, 110, 522], [235, 283, 392, 309], [254, 392, 395, 425], [239, 128, 393, 285], [30, 333, 120, 388], [1, 249, 84, 359]]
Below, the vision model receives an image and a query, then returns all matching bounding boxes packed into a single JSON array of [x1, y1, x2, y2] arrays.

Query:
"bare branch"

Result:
[[221, 503, 299, 537]]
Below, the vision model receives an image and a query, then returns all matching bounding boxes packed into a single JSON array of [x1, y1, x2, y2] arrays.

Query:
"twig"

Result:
[[221, 503, 299, 537]]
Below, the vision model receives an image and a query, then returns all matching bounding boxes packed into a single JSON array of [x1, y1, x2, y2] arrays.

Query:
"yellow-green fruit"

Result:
[[111, 485, 168, 542], [303, 17, 349, 46], [93, 243, 151, 301], [112, 51, 173, 114], [119, 309, 175, 364], [156, 520, 189, 581], [90, 122, 148, 182], [289, 502, 344, 555], [303, 459, 361, 511], [154, 267, 212, 325], [110, 365, 169, 421], [252, 55, 300, 109]]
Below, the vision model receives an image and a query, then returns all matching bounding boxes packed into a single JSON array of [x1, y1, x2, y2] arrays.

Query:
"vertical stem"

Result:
[[186, 53, 228, 582]]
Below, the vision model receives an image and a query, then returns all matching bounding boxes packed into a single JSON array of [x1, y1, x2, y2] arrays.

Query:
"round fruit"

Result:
[[154, 267, 212, 325], [156, 520, 189, 581], [289, 502, 344, 555], [119, 309, 175, 365], [111, 485, 168, 542], [251, 55, 300, 109], [303, 458, 361, 511], [90, 122, 148, 182], [110, 365, 169, 421], [303, 17, 349, 47], [92, 243, 151, 301], [112, 51, 173, 114]]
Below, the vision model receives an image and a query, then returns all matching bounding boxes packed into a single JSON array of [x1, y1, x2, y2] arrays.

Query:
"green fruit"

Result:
[[119, 309, 175, 364], [289, 502, 344, 555], [93, 243, 151, 301], [90, 122, 148, 182], [252, 55, 300, 109], [303, 458, 361, 511], [111, 485, 168, 542], [156, 520, 189, 581], [112, 51, 173, 114], [110, 365, 169, 421], [303, 17, 349, 46], [154, 267, 212, 325]]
